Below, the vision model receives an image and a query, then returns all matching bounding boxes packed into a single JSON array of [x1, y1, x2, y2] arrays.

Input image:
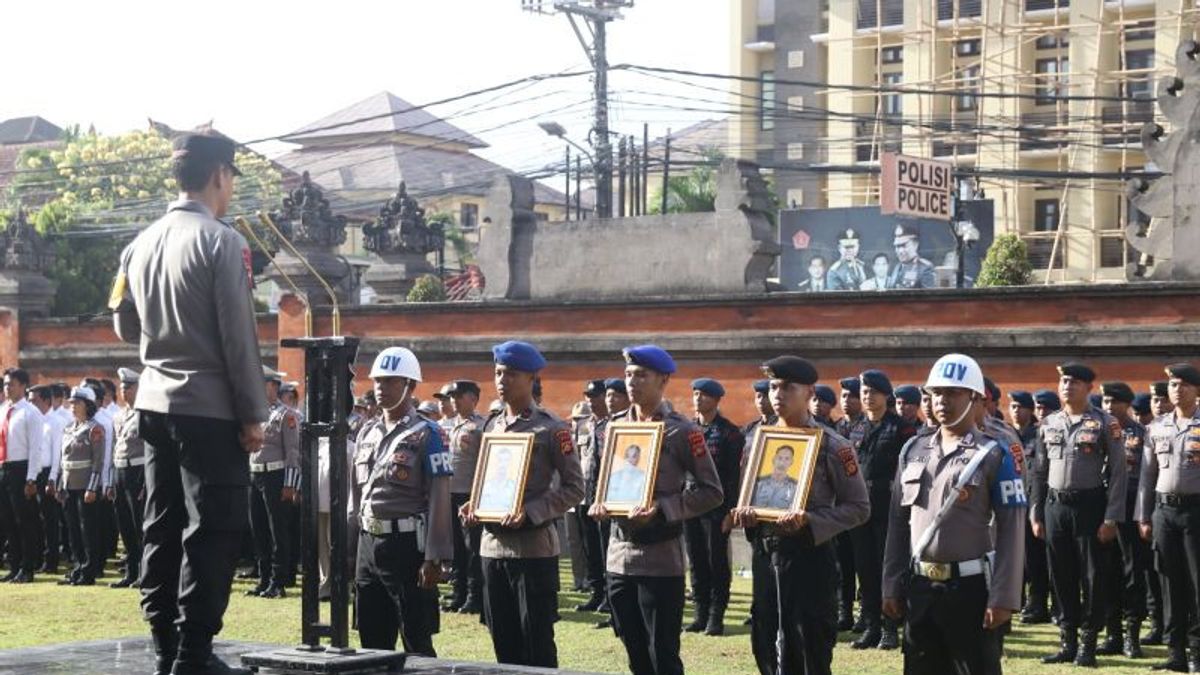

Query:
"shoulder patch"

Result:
[[1107, 419, 1122, 441], [286, 413, 297, 429], [1009, 442, 1024, 475], [688, 429, 708, 457], [89, 425, 104, 444], [555, 427, 574, 455], [242, 248, 255, 287], [837, 446, 859, 476]]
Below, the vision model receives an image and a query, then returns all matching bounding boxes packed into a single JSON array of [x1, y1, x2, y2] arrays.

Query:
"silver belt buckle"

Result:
[[920, 561, 951, 581], [366, 518, 384, 536]]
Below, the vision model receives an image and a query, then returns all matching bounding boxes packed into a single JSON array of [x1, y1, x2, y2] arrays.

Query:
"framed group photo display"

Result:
[[596, 421, 665, 515], [737, 426, 823, 522], [469, 432, 535, 523]]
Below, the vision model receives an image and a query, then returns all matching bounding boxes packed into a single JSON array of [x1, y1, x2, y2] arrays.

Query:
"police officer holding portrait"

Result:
[[350, 347, 453, 655], [732, 355, 870, 675], [459, 341, 584, 668], [882, 354, 1027, 675]]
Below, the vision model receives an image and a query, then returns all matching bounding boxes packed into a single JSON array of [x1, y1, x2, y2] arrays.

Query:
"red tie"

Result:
[[0, 406, 12, 463]]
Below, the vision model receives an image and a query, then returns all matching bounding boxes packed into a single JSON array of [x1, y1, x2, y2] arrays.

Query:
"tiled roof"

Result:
[[285, 92, 488, 149], [0, 116, 63, 145]]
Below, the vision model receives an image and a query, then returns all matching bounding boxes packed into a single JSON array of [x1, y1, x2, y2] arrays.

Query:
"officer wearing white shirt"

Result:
[[28, 385, 65, 574], [0, 368, 46, 583]]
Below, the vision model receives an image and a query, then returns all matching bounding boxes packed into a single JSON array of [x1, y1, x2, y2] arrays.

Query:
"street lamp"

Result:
[[538, 121, 595, 165]]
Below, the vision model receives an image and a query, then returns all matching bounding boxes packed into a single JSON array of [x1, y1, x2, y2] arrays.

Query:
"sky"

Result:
[[2, 1, 732, 178]]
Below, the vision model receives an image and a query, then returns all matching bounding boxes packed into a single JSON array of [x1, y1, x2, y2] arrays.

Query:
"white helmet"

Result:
[[369, 347, 422, 382], [925, 353, 985, 395]]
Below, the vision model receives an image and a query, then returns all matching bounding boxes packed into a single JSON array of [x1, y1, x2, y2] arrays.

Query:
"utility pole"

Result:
[[523, 0, 632, 219]]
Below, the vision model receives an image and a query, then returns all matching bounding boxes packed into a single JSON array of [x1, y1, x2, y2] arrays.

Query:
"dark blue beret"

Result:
[[1008, 390, 1034, 409], [492, 340, 546, 372], [813, 384, 836, 405], [838, 377, 860, 397], [894, 385, 921, 405], [448, 380, 480, 397], [604, 378, 627, 394], [983, 377, 1001, 403], [1151, 380, 1168, 397], [691, 378, 725, 398], [623, 345, 677, 374], [859, 369, 893, 396], [584, 379, 606, 398], [1166, 362, 1200, 387], [1057, 362, 1096, 383], [762, 356, 818, 386], [1132, 393, 1151, 415], [1088, 393, 1102, 409], [752, 379, 770, 394], [1034, 389, 1061, 411], [1100, 381, 1134, 404]]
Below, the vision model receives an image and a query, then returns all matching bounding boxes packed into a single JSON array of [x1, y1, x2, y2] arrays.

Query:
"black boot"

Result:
[[877, 621, 900, 650], [457, 595, 482, 614], [244, 580, 268, 597], [1096, 622, 1123, 656], [705, 603, 726, 636], [837, 605, 854, 631], [151, 625, 178, 675], [575, 591, 604, 612], [1187, 647, 1200, 674], [852, 623, 881, 650], [259, 583, 286, 599], [851, 612, 868, 633], [685, 604, 710, 633], [1042, 628, 1077, 664], [1124, 620, 1143, 659], [172, 632, 250, 675], [1145, 618, 1166, 646], [1150, 645, 1188, 672], [1075, 630, 1098, 668]]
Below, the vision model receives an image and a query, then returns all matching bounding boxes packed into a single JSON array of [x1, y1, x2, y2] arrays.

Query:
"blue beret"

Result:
[[1034, 389, 1061, 411], [1008, 390, 1035, 409], [838, 377, 860, 397], [859, 369, 893, 396], [604, 378, 627, 394], [752, 379, 770, 394], [622, 345, 677, 374], [1132, 393, 1151, 415], [492, 340, 546, 372], [813, 384, 836, 405], [762, 356, 819, 385], [584, 379, 606, 398], [983, 377, 1001, 403], [691, 378, 725, 398], [1100, 381, 1134, 404], [1057, 361, 1096, 383], [894, 385, 921, 405]]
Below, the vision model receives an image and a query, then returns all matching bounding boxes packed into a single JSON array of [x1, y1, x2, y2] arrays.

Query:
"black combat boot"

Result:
[[685, 604, 710, 633], [575, 591, 604, 612], [1096, 621, 1123, 656], [151, 624, 178, 675], [172, 632, 251, 675], [1075, 630, 1098, 667], [705, 603, 726, 636], [1042, 628, 1078, 664], [1144, 617, 1165, 646], [837, 604, 854, 631], [1149, 645, 1188, 672], [877, 619, 900, 650], [1124, 620, 1143, 659], [852, 622, 881, 650]]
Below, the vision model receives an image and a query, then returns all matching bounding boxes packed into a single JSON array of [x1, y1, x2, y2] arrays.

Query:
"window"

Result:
[[956, 39, 981, 57], [880, 46, 903, 64], [1035, 57, 1069, 104], [1034, 198, 1059, 232], [460, 203, 479, 229], [956, 64, 981, 111], [1035, 32, 1068, 50], [761, 71, 776, 131], [1125, 19, 1154, 42], [534, 211, 550, 222], [1125, 49, 1155, 99], [882, 72, 903, 116]]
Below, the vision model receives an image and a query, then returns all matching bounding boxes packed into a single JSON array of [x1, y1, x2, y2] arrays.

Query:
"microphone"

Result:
[[257, 211, 342, 336], [234, 216, 313, 338]]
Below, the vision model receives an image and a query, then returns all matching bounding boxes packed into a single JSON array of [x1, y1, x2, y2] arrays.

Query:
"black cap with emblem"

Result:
[[762, 356, 819, 386], [1151, 380, 1168, 397], [1056, 362, 1096, 383], [173, 132, 241, 177], [1165, 363, 1200, 387], [1100, 381, 1135, 403]]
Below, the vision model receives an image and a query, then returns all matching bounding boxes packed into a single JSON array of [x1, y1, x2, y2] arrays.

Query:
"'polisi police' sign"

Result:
[[880, 152, 953, 221]]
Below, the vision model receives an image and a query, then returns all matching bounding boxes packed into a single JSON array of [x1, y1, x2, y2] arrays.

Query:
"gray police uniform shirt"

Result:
[[605, 402, 723, 577], [1118, 417, 1146, 515], [1028, 406, 1127, 524], [887, 258, 936, 289], [449, 412, 485, 496], [827, 258, 866, 291], [480, 404, 584, 559], [253, 402, 301, 489], [61, 420, 106, 493], [351, 412, 453, 562], [752, 475, 797, 510], [113, 199, 268, 425], [754, 426, 870, 545], [1135, 408, 1200, 522], [112, 406, 144, 468], [883, 427, 1027, 610]]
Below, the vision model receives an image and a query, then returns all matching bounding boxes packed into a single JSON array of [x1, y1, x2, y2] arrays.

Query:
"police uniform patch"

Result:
[[1108, 420, 1122, 441], [1083, 419, 1100, 430], [242, 248, 255, 287], [688, 430, 708, 457], [392, 465, 410, 482], [555, 428, 574, 455], [837, 446, 859, 476], [1125, 434, 1140, 449], [286, 413, 297, 429], [957, 486, 973, 503], [1009, 443, 1024, 475], [107, 273, 128, 310], [90, 426, 104, 444]]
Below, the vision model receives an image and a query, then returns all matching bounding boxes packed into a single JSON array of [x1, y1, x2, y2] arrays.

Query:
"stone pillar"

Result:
[[361, 182, 443, 303]]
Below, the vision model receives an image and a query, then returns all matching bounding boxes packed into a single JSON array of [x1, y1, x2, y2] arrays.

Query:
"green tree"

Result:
[[428, 211, 473, 268], [407, 274, 447, 302], [975, 234, 1033, 287]]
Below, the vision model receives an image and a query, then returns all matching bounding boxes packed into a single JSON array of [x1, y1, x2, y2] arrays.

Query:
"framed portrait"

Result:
[[737, 426, 823, 522], [596, 421, 665, 515], [470, 432, 535, 523]]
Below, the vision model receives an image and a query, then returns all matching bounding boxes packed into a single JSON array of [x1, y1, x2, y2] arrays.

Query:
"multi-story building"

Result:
[[731, 0, 1181, 282]]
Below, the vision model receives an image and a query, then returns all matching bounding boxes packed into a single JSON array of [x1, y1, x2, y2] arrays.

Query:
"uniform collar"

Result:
[[167, 198, 215, 219], [630, 401, 669, 422], [926, 426, 980, 456]]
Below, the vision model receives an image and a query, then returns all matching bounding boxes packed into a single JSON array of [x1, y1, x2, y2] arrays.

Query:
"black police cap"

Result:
[[838, 376, 860, 396], [859, 369, 893, 396], [584, 379, 606, 398], [448, 380, 481, 397], [1151, 380, 1168, 397], [1132, 393, 1151, 415], [983, 377, 1001, 403], [762, 356, 818, 386], [172, 133, 241, 176], [1166, 363, 1200, 387], [1056, 362, 1096, 383], [1008, 390, 1035, 409], [752, 379, 770, 394], [1100, 381, 1134, 404]]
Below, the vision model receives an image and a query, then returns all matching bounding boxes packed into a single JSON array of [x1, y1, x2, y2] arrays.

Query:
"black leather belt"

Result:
[[1048, 487, 1105, 506], [1156, 492, 1200, 508]]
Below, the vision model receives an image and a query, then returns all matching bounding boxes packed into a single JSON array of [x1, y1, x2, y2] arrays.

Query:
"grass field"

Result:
[[0, 560, 1170, 674]]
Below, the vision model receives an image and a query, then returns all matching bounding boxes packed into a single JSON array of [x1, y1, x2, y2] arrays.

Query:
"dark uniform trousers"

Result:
[[835, 534, 856, 617], [903, 575, 1005, 675], [139, 412, 249, 641], [684, 512, 732, 608], [64, 489, 100, 577], [249, 469, 291, 587], [575, 505, 605, 595], [750, 534, 838, 675], [1153, 500, 1200, 650], [1023, 519, 1050, 612], [1104, 502, 1148, 627], [0, 460, 40, 574], [115, 466, 145, 575], [449, 492, 482, 603], [36, 468, 62, 569], [851, 484, 892, 627], [355, 530, 435, 655], [482, 555, 559, 667], [609, 573, 685, 675], [1045, 489, 1111, 632]]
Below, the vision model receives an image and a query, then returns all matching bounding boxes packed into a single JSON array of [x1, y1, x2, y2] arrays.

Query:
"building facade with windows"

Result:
[[731, 0, 1182, 282]]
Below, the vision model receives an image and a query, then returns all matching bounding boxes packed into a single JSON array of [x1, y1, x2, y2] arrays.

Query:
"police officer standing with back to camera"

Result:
[[444, 379, 485, 615], [112, 131, 268, 675], [350, 347, 453, 656], [732, 355, 870, 675], [1028, 362, 1126, 667], [460, 341, 584, 668], [1136, 363, 1200, 673], [590, 345, 723, 675], [686, 377, 743, 636], [882, 353, 1027, 675], [110, 367, 146, 589], [245, 366, 300, 599]]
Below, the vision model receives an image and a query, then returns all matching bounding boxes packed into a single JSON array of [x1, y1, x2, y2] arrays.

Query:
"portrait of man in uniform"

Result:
[[738, 427, 823, 520], [752, 444, 799, 509], [605, 443, 648, 504], [887, 224, 936, 289], [470, 433, 534, 521], [796, 255, 827, 292], [597, 422, 664, 515], [826, 229, 867, 291]]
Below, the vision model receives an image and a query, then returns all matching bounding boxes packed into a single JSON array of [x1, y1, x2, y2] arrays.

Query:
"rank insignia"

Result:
[[688, 430, 708, 457], [1009, 443, 1024, 475], [555, 428, 574, 455], [837, 446, 859, 477]]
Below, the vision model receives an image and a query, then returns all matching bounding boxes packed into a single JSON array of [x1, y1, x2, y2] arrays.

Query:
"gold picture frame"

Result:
[[470, 432, 535, 523], [595, 421, 665, 516], [737, 425, 823, 522]]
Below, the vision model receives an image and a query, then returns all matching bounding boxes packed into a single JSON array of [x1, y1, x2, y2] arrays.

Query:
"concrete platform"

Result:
[[0, 638, 605, 675]]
